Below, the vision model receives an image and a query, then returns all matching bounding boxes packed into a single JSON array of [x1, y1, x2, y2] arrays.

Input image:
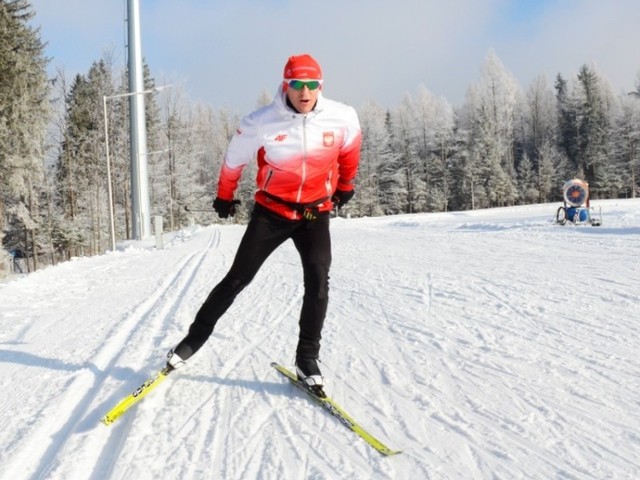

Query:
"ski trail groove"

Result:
[[11, 229, 221, 480], [84, 228, 221, 480], [173, 279, 305, 478]]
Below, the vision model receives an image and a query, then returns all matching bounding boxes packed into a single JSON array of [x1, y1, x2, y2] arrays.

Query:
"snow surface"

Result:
[[1, 199, 639, 480]]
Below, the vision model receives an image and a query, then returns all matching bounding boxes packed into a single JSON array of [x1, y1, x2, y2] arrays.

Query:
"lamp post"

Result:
[[102, 85, 171, 250]]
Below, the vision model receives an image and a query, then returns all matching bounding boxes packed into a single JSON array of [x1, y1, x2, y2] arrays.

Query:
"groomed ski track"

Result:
[[1, 200, 639, 479]]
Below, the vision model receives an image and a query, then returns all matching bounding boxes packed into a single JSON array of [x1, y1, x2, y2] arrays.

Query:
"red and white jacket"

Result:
[[217, 85, 362, 220]]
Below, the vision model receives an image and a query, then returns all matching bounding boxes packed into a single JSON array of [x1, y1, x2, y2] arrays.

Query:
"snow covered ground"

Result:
[[1, 199, 639, 480]]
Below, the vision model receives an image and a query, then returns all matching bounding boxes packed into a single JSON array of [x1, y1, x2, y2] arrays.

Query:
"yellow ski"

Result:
[[271, 362, 401, 456], [100, 367, 171, 426]]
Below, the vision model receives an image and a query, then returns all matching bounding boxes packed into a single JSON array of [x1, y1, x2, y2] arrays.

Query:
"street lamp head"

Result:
[[103, 84, 172, 101], [152, 84, 172, 93]]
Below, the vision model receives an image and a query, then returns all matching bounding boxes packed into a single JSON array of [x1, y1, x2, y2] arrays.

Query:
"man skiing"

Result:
[[166, 54, 362, 395]]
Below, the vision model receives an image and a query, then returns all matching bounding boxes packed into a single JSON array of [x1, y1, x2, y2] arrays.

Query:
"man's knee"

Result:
[[219, 273, 250, 294], [303, 266, 330, 299]]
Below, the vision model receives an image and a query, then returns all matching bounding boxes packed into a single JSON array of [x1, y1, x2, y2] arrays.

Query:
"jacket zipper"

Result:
[[297, 115, 307, 205], [262, 169, 273, 191]]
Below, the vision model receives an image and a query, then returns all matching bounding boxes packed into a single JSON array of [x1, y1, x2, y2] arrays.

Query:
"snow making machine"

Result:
[[554, 179, 602, 226]]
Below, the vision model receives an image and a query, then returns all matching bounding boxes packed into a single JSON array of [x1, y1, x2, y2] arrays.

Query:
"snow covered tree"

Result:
[[459, 51, 520, 208], [516, 153, 538, 204], [413, 86, 455, 212], [614, 93, 640, 197], [153, 88, 238, 228], [386, 96, 421, 213], [537, 140, 568, 202], [555, 73, 579, 176], [55, 60, 115, 257], [143, 66, 166, 221], [0, 0, 50, 274], [369, 110, 398, 214], [556, 64, 617, 195], [50, 54, 166, 256], [576, 65, 615, 194], [152, 86, 187, 231], [521, 75, 562, 202], [356, 100, 393, 217]]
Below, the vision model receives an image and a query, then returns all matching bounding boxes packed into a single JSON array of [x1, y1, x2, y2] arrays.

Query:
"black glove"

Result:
[[213, 197, 241, 218], [332, 189, 354, 209]]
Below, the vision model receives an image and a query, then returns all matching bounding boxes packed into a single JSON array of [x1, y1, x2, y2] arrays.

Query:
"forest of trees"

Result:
[[2, 0, 639, 276]]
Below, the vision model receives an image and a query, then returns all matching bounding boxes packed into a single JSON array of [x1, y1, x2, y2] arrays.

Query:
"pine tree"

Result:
[[614, 94, 640, 197], [0, 0, 50, 274], [54, 59, 121, 257], [576, 64, 613, 192], [459, 51, 520, 208], [537, 141, 567, 202], [518, 75, 562, 203], [556, 65, 617, 196], [413, 86, 455, 212], [388, 96, 420, 213], [377, 111, 404, 214], [517, 153, 538, 203], [357, 101, 393, 217], [555, 73, 579, 175]]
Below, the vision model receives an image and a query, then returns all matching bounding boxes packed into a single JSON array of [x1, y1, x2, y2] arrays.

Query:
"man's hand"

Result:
[[213, 197, 241, 218], [332, 189, 354, 209]]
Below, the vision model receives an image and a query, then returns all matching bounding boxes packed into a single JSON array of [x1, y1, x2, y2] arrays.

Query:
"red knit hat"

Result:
[[283, 54, 322, 80]]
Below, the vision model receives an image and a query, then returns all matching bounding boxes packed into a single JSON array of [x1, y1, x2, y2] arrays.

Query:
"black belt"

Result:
[[262, 191, 330, 220]]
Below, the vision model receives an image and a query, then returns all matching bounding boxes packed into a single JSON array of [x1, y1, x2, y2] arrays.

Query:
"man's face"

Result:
[[285, 80, 322, 114]]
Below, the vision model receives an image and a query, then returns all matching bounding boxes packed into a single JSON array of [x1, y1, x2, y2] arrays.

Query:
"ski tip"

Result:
[[382, 449, 403, 456]]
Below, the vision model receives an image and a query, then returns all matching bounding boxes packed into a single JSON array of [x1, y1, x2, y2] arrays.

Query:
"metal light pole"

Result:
[[102, 86, 171, 249], [101, 0, 173, 247], [128, 0, 149, 240]]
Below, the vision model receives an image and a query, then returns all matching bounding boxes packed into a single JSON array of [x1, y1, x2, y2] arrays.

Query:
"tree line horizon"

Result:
[[2, 1, 639, 274]]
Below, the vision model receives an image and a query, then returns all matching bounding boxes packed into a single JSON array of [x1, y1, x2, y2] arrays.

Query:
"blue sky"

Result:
[[29, 0, 640, 113]]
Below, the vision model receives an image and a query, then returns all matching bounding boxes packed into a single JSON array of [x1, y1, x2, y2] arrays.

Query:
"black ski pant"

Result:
[[174, 206, 332, 362]]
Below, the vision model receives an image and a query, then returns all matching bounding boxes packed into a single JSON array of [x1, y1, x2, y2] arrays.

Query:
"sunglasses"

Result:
[[287, 79, 322, 91]]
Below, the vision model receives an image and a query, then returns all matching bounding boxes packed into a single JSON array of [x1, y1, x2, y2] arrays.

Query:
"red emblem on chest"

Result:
[[323, 131, 334, 147]]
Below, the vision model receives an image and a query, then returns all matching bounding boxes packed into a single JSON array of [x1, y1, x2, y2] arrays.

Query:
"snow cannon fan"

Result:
[[555, 179, 601, 226]]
